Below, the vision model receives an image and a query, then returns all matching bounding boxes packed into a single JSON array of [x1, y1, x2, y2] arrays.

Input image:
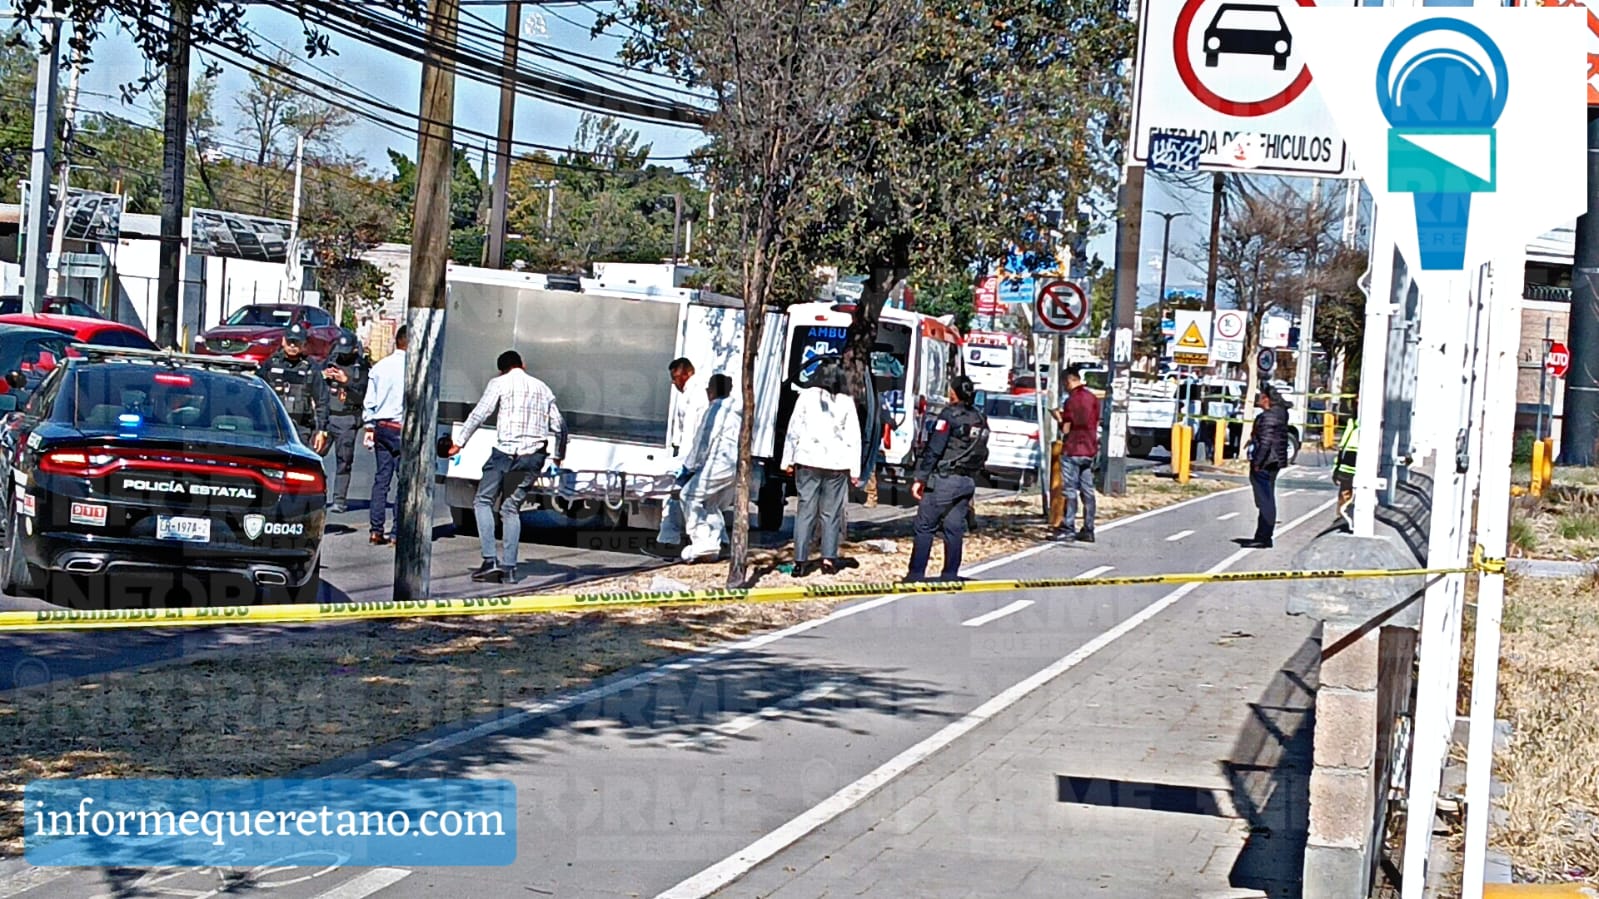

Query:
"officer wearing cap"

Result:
[[904, 374, 990, 583], [321, 332, 370, 513], [258, 321, 331, 455]]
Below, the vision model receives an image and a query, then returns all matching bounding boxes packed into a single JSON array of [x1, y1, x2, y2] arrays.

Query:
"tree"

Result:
[[618, 0, 917, 586], [813, 1, 1136, 396], [1192, 179, 1340, 438], [1315, 243, 1367, 396], [233, 54, 353, 218]]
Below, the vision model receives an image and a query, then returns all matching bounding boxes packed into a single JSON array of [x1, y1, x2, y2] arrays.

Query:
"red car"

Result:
[[194, 304, 343, 363], [0, 295, 104, 319], [0, 314, 158, 351]]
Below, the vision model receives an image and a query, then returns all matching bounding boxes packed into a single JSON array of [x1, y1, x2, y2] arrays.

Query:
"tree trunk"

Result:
[[843, 232, 911, 419], [728, 294, 767, 588]]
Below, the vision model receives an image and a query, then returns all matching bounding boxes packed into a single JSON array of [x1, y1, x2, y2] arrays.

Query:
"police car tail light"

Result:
[[40, 450, 91, 474], [280, 467, 326, 495]]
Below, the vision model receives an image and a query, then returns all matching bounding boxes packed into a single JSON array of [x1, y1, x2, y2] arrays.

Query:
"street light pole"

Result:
[[1150, 211, 1187, 321]]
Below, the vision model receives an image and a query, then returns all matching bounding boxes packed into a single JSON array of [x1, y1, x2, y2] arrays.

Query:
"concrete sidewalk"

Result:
[[710, 551, 1319, 899]]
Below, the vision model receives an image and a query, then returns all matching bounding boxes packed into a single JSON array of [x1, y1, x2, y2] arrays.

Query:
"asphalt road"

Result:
[[0, 466, 1340, 898], [0, 449, 992, 692]]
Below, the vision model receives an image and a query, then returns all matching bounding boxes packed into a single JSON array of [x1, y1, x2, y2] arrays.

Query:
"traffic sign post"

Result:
[[1171, 309, 1212, 367], [1284, 8, 1589, 898], [1128, 0, 1357, 177], [1546, 340, 1570, 379], [1213, 309, 1245, 364], [1256, 347, 1276, 375], [1033, 279, 1089, 334]]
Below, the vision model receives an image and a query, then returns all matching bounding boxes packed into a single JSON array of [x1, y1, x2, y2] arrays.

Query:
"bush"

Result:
[[1513, 431, 1536, 465]]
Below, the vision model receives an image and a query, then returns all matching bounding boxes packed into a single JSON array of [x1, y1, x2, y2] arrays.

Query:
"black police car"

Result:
[[0, 346, 326, 604]]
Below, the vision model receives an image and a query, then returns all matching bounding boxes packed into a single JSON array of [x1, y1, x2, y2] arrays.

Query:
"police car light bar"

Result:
[[76, 345, 262, 373]]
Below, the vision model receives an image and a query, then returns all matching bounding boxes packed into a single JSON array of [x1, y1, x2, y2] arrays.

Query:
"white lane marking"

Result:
[[311, 868, 412, 899], [961, 600, 1034, 628], [1217, 512, 1239, 522], [1076, 565, 1115, 579], [655, 497, 1336, 899], [1166, 530, 1195, 542], [333, 485, 1248, 778], [0, 868, 70, 898], [1282, 489, 1302, 497], [670, 680, 847, 748]]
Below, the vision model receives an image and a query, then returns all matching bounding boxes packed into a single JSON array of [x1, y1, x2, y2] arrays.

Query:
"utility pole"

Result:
[[671, 192, 682, 264], [21, 13, 61, 316], [156, 0, 192, 349], [1560, 107, 1599, 465], [394, 0, 461, 602], [540, 180, 556, 239], [1204, 172, 1224, 311], [287, 134, 304, 300], [46, 48, 82, 298], [486, 0, 519, 269], [1292, 179, 1323, 421], [1099, 166, 1145, 497]]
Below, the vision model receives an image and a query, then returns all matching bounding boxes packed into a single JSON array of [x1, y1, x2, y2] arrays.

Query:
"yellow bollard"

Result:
[[1531, 438, 1546, 498], [1542, 437, 1556, 493], [1175, 425, 1192, 484], [1323, 409, 1336, 450], [1213, 419, 1225, 467]]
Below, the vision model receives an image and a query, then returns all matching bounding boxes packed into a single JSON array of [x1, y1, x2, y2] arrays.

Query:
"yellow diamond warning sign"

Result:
[[1170, 310, 1212, 368]]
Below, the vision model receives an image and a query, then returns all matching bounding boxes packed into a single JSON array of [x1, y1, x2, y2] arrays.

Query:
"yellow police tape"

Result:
[[0, 549, 1507, 633]]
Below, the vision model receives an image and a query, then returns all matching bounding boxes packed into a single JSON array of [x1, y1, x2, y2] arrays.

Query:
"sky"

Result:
[[59, 2, 1359, 303], [72, 4, 710, 178]]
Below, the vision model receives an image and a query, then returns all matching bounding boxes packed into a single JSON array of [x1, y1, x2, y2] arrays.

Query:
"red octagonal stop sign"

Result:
[[1546, 342, 1570, 379]]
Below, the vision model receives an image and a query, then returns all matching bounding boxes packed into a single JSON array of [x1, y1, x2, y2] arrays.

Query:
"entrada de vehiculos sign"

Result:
[[1130, 0, 1356, 177]]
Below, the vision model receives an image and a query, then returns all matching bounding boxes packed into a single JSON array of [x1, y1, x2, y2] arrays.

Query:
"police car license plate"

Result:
[[156, 516, 211, 543]]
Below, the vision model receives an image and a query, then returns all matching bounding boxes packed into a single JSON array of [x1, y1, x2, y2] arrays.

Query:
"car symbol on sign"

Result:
[[1204, 3, 1292, 72]]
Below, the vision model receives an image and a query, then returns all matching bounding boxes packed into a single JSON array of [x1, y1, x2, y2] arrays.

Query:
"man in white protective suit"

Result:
[[647, 357, 709, 559], [679, 373, 742, 563]]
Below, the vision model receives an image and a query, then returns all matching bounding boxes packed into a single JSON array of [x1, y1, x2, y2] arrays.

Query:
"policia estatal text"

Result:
[[905, 375, 990, 583]]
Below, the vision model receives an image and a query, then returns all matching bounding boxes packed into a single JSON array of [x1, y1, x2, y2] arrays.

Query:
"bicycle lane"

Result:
[[0, 486, 1337, 899]]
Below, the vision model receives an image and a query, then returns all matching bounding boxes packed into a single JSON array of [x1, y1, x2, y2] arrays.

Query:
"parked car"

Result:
[[194, 304, 343, 363], [981, 393, 1043, 488], [0, 295, 104, 319], [0, 346, 327, 603], [0, 314, 158, 352], [0, 323, 79, 413], [1011, 373, 1049, 396]]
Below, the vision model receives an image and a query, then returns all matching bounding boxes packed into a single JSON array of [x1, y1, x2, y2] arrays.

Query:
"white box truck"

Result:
[[433, 266, 785, 534]]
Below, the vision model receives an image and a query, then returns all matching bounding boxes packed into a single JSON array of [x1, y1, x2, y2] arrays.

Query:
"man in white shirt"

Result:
[[648, 357, 708, 558], [679, 373, 742, 563], [446, 350, 566, 583], [361, 325, 407, 545]]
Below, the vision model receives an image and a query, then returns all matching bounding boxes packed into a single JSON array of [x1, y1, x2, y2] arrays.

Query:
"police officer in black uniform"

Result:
[[257, 322, 331, 456], [905, 375, 989, 583], [321, 333, 370, 513]]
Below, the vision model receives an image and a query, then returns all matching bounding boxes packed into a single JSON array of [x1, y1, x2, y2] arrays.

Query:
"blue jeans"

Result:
[[369, 424, 402, 535], [475, 448, 545, 569], [1063, 456, 1097, 533]]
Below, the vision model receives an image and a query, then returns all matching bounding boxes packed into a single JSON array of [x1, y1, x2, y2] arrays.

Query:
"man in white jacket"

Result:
[[649, 358, 709, 558], [781, 361, 862, 574], [680, 373, 742, 562]]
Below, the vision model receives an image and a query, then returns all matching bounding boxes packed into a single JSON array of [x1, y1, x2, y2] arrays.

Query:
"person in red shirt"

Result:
[[1052, 366, 1102, 542]]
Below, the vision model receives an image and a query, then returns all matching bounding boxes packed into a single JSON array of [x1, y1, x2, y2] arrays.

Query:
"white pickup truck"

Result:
[[1125, 377, 1300, 463]]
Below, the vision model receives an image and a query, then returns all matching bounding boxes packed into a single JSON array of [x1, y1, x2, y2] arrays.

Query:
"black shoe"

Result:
[[472, 567, 511, 583], [1241, 539, 1273, 549], [1076, 529, 1095, 543], [792, 560, 816, 578], [471, 558, 497, 575]]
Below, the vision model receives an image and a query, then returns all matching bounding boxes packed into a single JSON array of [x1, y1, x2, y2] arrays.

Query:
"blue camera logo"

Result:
[[1378, 18, 1508, 271]]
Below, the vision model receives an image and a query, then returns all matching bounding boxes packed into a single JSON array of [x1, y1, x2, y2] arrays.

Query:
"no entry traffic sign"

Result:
[[1034, 280, 1089, 334], [1547, 342, 1570, 379]]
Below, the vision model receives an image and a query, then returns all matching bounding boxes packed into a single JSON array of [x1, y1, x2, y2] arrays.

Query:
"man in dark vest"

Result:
[[257, 322, 331, 456], [321, 332, 370, 513]]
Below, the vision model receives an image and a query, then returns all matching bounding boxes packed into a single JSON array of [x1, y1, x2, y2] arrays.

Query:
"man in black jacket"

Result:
[[1246, 387, 1291, 548]]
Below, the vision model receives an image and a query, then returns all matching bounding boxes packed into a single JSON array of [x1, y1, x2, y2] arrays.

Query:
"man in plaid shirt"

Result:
[[446, 350, 567, 583]]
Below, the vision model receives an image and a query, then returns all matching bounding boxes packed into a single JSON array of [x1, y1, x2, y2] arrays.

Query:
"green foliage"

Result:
[[914, 272, 978, 334], [1558, 513, 1599, 542], [1513, 431, 1536, 465]]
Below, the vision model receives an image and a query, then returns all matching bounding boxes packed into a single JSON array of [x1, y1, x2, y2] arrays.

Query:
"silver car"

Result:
[[981, 394, 1043, 488]]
